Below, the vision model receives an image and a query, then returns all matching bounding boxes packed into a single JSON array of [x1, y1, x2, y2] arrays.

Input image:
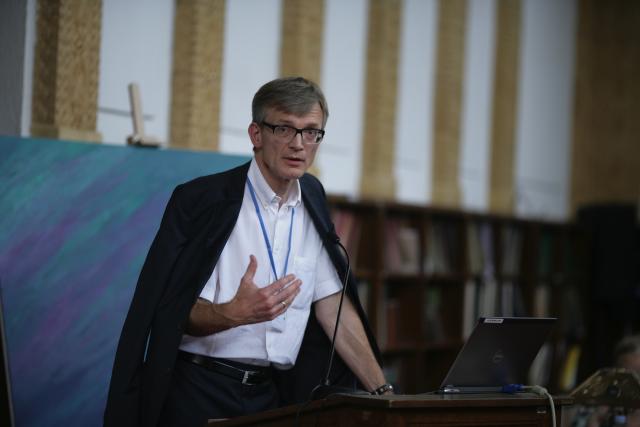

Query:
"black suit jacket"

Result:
[[104, 162, 380, 427]]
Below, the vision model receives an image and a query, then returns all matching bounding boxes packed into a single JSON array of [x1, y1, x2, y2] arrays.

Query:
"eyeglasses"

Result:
[[261, 121, 325, 144]]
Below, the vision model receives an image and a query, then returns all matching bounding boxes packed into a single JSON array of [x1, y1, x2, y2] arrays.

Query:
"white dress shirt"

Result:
[[179, 159, 342, 368]]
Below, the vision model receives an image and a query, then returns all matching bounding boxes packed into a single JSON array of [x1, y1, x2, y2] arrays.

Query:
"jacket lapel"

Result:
[[300, 177, 332, 243], [200, 163, 250, 287]]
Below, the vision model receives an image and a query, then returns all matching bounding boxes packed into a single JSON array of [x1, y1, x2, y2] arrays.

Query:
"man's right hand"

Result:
[[185, 255, 302, 336]]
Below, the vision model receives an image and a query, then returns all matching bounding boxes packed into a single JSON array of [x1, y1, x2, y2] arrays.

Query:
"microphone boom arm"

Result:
[[321, 238, 351, 387]]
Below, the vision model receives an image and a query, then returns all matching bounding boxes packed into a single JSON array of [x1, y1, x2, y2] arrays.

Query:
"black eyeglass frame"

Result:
[[261, 121, 326, 144]]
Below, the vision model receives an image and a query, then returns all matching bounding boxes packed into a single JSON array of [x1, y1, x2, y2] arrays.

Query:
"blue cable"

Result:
[[501, 384, 524, 394]]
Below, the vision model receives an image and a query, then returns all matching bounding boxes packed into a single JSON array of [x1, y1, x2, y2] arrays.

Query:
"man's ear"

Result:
[[248, 122, 262, 150]]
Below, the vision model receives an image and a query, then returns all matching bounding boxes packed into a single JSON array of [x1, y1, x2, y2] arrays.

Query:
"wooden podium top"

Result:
[[209, 393, 573, 426]]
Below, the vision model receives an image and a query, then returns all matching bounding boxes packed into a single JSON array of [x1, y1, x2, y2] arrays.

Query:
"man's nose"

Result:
[[289, 132, 304, 149]]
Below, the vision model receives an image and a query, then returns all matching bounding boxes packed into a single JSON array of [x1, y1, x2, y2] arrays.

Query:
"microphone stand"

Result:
[[310, 234, 369, 400]]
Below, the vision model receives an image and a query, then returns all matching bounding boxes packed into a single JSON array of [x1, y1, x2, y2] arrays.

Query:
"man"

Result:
[[613, 335, 640, 375], [104, 77, 391, 427]]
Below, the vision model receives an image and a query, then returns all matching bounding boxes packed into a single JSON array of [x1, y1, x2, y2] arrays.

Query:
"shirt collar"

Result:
[[248, 159, 301, 209]]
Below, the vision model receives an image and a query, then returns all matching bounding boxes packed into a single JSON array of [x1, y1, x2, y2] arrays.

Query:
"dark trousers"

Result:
[[159, 358, 279, 427]]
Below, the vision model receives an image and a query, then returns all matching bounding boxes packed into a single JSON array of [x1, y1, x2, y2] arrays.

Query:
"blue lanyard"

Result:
[[246, 179, 295, 280]]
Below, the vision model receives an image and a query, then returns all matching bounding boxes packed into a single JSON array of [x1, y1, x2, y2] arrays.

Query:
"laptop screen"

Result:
[[439, 317, 556, 393]]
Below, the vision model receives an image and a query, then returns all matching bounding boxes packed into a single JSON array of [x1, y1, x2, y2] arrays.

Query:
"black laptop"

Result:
[[438, 317, 556, 394]]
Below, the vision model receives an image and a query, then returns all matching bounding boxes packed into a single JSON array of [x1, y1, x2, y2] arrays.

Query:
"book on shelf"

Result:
[[537, 231, 554, 277], [462, 278, 478, 339], [528, 342, 553, 387], [423, 224, 439, 274], [397, 227, 420, 274], [479, 222, 496, 278], [385, 298, 400, 348], [500, 225, 523, 277], [467, 221, 497, 278], [385, 220, 420, 274], [477, 276, 499, 318], [499, 280, 527, 317], [501, 280, 515, 317], [558, 343, 582, 391], [560, 286, 585, 339], [466, 222, 484, 276], [424, 221, 460, 275], [443, 221, 462, 272], [533, 282, 551, 317], [562, 234, 587, 279], [384, 220, 401, 273], [513, 282, 527, 317], [377, 294, 402, 350], [423, 287, 445, 343]]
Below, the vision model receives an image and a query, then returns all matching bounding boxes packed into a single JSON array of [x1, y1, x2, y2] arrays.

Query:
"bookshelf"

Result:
[[328, 197, 589, 394]]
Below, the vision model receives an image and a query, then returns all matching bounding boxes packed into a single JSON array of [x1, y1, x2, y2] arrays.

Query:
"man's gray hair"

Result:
[[252, 76, 329, 127]]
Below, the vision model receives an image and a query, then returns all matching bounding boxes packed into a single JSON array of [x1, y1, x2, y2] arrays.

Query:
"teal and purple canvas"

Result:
[[0, 136, 249, 426]]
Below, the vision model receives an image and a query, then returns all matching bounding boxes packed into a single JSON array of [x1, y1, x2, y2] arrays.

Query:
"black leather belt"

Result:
[[178, 351, 272, 386]]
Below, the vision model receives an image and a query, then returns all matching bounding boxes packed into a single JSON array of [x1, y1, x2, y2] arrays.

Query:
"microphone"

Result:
[[309, 231, 369, 400]]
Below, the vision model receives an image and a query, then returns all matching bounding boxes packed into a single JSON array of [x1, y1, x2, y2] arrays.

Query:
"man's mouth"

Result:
[[284, 157, 304, 164]]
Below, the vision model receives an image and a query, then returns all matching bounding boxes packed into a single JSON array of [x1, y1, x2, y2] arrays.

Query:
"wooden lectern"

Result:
[[208, 393, 573, 426]]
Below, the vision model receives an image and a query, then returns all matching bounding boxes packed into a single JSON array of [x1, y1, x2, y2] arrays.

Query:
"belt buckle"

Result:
[[242, 371, 251, 385]]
